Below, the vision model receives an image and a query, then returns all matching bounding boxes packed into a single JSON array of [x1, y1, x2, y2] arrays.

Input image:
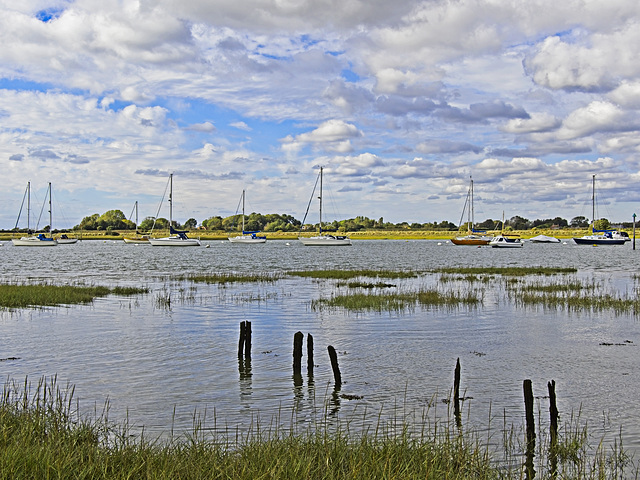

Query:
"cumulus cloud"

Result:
[[184, 121, 216, 132], [281, 119, 363, 154]]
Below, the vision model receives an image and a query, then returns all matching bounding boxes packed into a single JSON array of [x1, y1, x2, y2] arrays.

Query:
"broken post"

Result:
[[307, 333, 314, 376], [293, 331, 303, 376], [327, 345, 342, 387]]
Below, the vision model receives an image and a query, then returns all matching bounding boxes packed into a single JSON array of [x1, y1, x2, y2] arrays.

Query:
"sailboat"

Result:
[[228, 190, 266, 243], [573, 175, 629, 245], [298, 167, 351, 246], [123, 201, 150, 244], [11, 182, 58, 247], [489, 212, 523, 248], [451, 177, 492, 245], [148, 174, 201, 246]]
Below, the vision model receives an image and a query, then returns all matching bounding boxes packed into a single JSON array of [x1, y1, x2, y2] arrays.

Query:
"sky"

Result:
[[2, 0, 640, 230]]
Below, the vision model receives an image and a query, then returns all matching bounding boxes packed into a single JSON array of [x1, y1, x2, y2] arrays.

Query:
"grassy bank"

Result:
[[1, 377, 637, 479], [0, 283, 148, 309]]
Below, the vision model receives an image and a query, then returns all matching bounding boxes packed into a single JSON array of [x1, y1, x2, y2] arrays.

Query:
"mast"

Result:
[[48, 182, 52, 234], [27, 181, 31, 232], [318, 167, 323, 234], [591, 174, 595, 229], [135, 201, 138, 229], [168, 173, 173, 228], [242, 189, 245, 232]]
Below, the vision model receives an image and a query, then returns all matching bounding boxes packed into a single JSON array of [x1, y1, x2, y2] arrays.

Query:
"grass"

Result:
[[312, 288, 481, 312], [288, 269, 418, 280], [187, 272, 281, 284], [0, 283, 149, 309], [434, 266, 577, 276], [1, 376, 637, 479]]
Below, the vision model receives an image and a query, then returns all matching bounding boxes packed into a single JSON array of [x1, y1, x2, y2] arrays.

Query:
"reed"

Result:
[[312, 288, 480, 312], [0, 283, 148, 309], [288, 269, 418, 279], [188, 272, 281, 284], [434, 266, 577, 276]]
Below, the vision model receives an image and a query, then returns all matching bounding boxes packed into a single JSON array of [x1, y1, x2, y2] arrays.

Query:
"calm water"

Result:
[[1, 239, 639, 454]]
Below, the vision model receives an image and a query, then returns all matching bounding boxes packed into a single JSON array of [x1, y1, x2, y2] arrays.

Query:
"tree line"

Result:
[[70, 210, 627, 233]]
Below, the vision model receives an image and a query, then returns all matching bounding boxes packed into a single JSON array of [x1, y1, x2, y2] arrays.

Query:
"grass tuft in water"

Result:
[[434, 266, 577, 276], [188, 272, 281, 284], [288, 269, 418, 280], [312, 288, 480, 312], [0, 283, 149, 309]]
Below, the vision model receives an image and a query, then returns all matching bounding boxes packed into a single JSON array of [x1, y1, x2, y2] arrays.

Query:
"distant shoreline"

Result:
[[0, 228, 606, 242]]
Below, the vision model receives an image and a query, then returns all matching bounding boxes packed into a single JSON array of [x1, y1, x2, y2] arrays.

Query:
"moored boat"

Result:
[[11, 182, 58, 247], [298, 167, 351, 246], [228, 190, 266, 244], [529, 234, 560, 243], [451, 177, 492, 245]]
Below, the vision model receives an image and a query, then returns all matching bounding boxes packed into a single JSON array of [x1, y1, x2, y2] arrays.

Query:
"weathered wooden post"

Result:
[[238, 321, 246, 358], [523, 379, 536, 480], [548, 380, 558, 478], [453, 358, 461, 427], [327, 345, 342, 387], [244, 321, 251, 358], [307, 333, 314, 376], [293, 331, 303, 376]]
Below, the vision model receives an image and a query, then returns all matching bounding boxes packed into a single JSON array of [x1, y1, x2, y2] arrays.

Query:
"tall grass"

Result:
[[288, 269, 418, 279], [434, 266, 577, 276], [188, 272, 281, 284], [2, 376, 637, 479], [312, 288, 481, 312], [0, 283, 149, 309]]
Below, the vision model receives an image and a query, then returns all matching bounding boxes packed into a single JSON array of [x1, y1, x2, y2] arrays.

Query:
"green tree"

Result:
[[202, 216, 223, 230], [76, 213, 99, 230], [184, 218, 197, 229], [593, 218, 611, 230], [139, 217, 156, 231], [570, 216, 589, 227]]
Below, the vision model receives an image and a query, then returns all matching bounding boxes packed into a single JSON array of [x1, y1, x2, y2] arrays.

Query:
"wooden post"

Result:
[[523, 379, 536, 480], [293, 331, 303, 375], [523, 379, 535, 445], [244, 321, 251, 358], [548, 380, 558, 445], [453, 358, 461, 426], [327, 345, 342, 387], [238, 321, 246, 358], [307, 333, 314, 376]]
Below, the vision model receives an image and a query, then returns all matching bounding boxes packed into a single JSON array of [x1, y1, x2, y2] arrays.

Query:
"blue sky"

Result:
[[2, 0, 640, 229]]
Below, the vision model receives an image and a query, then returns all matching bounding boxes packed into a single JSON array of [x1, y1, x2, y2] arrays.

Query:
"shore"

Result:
[[0, 228, 594, 242]]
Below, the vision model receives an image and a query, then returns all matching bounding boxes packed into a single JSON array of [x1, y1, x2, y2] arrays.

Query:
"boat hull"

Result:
[[123, 237, 150, 244], [573, 236, 626, 245], [228, 236, 267, 244], [298, 235, 352, 246], [451, 236, 491, 245], [149, 236, 201, 246], [12, 236, 58, 246], [489, 235, 523, 248], [56, 238, 78, 244]]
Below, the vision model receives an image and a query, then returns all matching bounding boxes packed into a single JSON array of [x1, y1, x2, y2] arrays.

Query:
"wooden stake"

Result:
[[327, 345, 342, 387]]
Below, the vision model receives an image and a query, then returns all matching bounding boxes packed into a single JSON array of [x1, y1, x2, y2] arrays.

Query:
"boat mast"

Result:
[[242, 189, 245, 232], [318, 167, 323, 234], [168, 173, 173, 228], [469, 176, 474, 232], [27, 181, 31, 232], [135, 201, 138, 229], [48, 182, 53, 234], [591, 174, 595, 229]]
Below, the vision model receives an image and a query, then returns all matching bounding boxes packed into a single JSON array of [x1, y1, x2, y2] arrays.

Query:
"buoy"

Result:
[[205, 244, 210, 248]]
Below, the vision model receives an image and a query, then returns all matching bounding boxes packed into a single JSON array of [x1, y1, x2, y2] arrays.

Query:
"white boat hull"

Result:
[[12, 236, 58, 246], [228, 235, 266, 244], [489, 235, 523, 248], [298, 235, 352, 246], [149, 236, 201, 246], [529, 235, 560, 243], [56, 238, 78, 244]]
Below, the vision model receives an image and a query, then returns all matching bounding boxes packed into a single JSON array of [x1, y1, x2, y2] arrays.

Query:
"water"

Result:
[[1, 238, 639, 454]]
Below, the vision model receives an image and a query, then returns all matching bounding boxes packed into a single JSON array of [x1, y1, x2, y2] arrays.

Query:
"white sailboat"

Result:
[[228, 190, 267, 244], [298, 167, 351, 246], [11, 182, 58, 247], [123, 201, 150, 244], [573, 175, 629, 245], [489, 212, 523, 248], [451, 177, 492, 245], [148, 174, 201, 247]]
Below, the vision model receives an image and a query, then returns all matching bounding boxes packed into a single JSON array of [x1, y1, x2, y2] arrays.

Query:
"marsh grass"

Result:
[[0, 283, 149, 309], [434, 266, 577, 276], [2, 376, 637, 479], [338, 281, 397, 289], [288, 269, 418, 280], [188, 272, 281, 284], [312, 288, 481, 312], [506, 277, 640, 314]]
